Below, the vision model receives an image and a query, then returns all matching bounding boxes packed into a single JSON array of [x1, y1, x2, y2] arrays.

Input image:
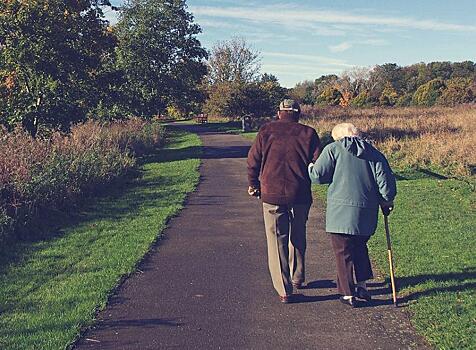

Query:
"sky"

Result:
[[105, 0, 476, 87]]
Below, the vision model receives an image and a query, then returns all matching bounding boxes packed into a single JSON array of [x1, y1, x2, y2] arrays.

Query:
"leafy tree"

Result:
[[395, 93, 413, 107], [451, 61, 476, 79], [0, 0, 114, 136], [114, 0, 207, 118], [351, 90, 371, 107], [289, 80, 315, 105], [438, 77, 474, 106], [379, 82, 399, 106], [368, 63, 402, 101], [412, 79, 445, 106], [316, 87, 342, 106]]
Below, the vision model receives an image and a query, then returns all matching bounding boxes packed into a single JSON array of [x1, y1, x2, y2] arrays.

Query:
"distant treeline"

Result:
[[290, 62, 476, 108]]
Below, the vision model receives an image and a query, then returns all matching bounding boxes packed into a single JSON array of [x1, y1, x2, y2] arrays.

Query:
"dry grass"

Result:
[[0, 118, 164, 240], [301, 105, 476, 177]]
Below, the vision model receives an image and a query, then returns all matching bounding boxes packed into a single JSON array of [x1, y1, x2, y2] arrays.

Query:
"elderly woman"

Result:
[[308, 123, 396, 307]]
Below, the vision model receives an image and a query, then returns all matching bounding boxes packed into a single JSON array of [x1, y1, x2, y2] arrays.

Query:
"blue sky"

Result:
[[106, 0, 476, 87]]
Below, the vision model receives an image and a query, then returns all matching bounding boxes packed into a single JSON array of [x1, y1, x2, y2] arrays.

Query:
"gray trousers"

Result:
[[262, 202, 311, 297]]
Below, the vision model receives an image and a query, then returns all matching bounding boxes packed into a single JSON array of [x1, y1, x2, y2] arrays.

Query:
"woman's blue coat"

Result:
[[309, 137, 397, 236]]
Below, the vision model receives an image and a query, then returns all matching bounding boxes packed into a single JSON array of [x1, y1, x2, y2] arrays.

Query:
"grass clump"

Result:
[[0, 118, 164, 241], [0, 127, 201, 350]]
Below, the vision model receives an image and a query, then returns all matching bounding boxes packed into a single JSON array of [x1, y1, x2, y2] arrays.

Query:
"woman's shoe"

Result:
[[355, 286, 372, 302], [339, 296, 356, 308]]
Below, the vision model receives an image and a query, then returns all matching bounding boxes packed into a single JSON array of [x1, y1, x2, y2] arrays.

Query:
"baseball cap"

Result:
[[279, 99, 300, 112]]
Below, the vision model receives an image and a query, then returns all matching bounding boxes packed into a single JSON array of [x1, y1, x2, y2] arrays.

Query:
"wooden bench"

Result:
[[195, 114, 208, 124]]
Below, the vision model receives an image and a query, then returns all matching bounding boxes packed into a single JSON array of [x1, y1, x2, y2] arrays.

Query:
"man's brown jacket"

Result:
[[247, 115, 321, 205]]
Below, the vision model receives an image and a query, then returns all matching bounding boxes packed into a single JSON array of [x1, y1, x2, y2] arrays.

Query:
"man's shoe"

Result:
[[279, 295, 293, 304], [292, 282, 304, 290], [355, 286, 372, 302], [339, 296, 356, 308]]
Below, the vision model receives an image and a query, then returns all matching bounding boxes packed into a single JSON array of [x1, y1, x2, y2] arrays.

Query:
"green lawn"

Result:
[[0, 127, 201, 350], [313, 171, 476, 350]]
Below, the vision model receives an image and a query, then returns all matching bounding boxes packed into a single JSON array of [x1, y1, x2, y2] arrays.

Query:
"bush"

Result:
[[412, 79, 445, 106], [0, 118, 164, 241], [437, 77, 475, 106]]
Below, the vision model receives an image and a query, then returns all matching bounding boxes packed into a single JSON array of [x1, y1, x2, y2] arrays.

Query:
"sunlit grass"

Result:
[[313, 169, 476, 349]]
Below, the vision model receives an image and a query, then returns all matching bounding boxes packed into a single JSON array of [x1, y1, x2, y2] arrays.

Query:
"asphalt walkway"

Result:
[[75, 124, 428, 350]]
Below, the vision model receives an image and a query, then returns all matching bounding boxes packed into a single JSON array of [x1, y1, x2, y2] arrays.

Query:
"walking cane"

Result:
[[383, 213, 398, 307]]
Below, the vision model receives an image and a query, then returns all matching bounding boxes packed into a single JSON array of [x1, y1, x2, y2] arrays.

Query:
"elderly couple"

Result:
[[247, 99, 397, 307]]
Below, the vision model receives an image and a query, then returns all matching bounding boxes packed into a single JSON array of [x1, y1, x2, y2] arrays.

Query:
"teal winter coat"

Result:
[[308, 137, 397, 236]]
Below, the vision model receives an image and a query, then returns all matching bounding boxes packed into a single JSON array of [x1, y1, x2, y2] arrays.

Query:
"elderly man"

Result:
[[247, 99, 320, 303], [308, 123, 396, 307]]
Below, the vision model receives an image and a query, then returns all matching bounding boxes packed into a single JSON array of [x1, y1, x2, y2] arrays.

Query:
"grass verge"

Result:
[[0, 126, 201, 350], [313, 170, 475, 349]]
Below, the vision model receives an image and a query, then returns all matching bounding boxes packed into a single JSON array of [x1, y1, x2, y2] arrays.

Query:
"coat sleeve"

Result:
[[247, 132, 263, 188], [308, 145, 335, 184], [310, 129, 321, 162], [374, 156, 397, 202]]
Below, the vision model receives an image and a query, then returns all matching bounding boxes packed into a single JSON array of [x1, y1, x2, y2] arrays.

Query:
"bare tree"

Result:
[[207, 37, 261, 84]]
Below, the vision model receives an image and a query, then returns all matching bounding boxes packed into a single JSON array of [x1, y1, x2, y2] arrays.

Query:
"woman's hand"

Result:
[[380, 200, 394, 216]]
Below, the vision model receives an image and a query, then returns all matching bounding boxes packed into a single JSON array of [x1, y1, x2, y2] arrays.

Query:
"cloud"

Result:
[[329, 42, 352, 53], [190, 5, 476, 33], [262, 52, 354, 68]]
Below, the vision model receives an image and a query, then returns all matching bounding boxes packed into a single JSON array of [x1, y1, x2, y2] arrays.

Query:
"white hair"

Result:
[[331, 123, 360, 141]]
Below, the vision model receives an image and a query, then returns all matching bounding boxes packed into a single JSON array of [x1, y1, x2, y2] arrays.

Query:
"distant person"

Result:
[[247, 99, 321, 303], [308, 123, 396, 307]]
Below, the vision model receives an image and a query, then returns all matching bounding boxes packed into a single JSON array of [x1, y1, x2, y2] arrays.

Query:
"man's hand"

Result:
[[380, 200, 394, 216], [248, 186, 261, 198]]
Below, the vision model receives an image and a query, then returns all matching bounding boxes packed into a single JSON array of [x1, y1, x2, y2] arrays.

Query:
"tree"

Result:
[[204, 38, 283, 119], [206, 37, 260, 85], [114, 0, 207, 118], [316, 87, 342, 106], [379, 82, 399, 106], [412, 79, 445, 106], [0, 0, 115, 136], [438, 77, 474, 106], [289, 80, 315, 105]]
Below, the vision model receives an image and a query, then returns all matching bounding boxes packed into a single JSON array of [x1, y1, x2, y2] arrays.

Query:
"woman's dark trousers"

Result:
[[329, 233, 374, 296]]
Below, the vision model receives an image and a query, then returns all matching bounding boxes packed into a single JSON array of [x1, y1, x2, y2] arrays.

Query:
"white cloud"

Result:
[[329, 42, 352, 53], [262, 51, 353, 68], [190, 5, 476, 33]]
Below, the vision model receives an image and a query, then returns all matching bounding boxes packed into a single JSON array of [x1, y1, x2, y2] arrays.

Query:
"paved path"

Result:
[[75, 125, 428, 350]]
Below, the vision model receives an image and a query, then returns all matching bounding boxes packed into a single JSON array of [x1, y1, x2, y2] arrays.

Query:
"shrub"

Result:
[[412, 79, 445, 106], [0, 118, 164, 241], [437, 77, 475, 106]]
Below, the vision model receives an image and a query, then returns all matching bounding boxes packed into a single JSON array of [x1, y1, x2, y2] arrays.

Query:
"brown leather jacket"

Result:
[[247, 115, 321, 205]]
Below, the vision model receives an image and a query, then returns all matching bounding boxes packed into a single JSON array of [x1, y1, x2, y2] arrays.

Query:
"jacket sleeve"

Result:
[[308, 145, 335, 184], [375, 156, 397, 202], [247, 132, 263, 188], [310, 129, 321, 162]]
